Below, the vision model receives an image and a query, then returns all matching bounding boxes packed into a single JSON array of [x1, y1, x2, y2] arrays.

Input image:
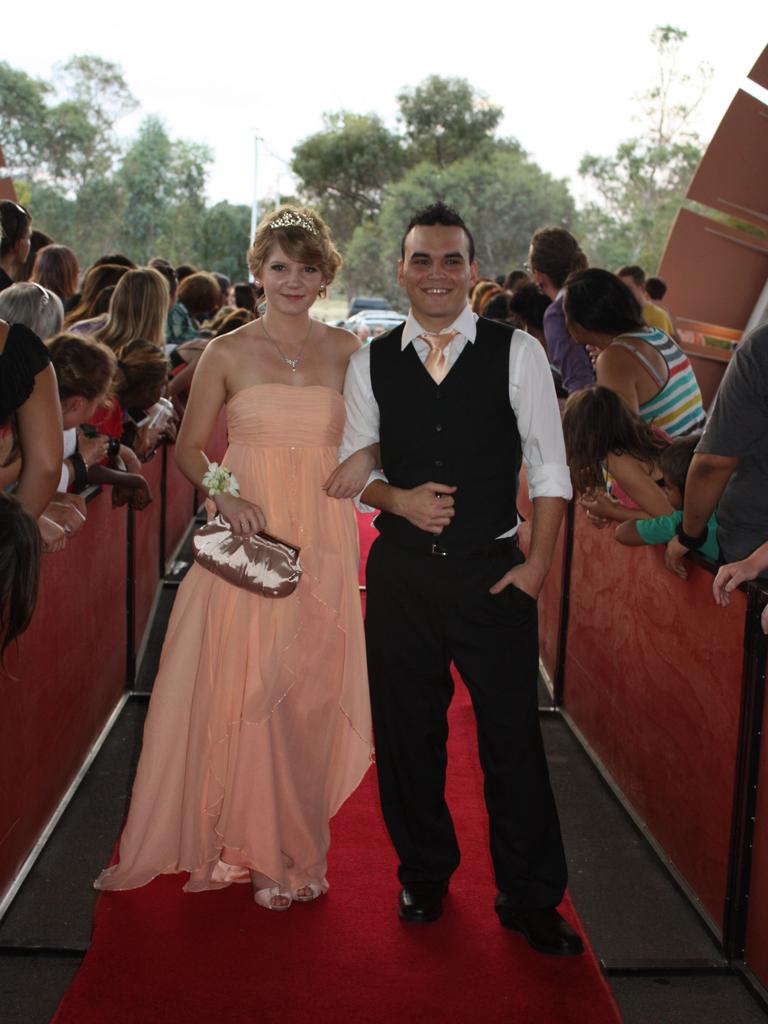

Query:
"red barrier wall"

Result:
[[0, 435, 224, 905], [683, 346, 730, 413], [0, 492, 127, 891], [564, 507, 744, 930]]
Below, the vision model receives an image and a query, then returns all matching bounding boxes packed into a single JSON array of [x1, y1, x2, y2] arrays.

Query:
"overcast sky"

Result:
[[12, 1, 768, 210]]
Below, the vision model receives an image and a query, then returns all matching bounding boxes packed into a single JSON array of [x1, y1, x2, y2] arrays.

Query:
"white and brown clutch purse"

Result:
[[192, 515, 302, 598]]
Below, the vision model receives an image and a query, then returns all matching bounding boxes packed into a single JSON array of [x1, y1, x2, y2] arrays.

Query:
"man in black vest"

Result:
[[341, 203, 582, 956]]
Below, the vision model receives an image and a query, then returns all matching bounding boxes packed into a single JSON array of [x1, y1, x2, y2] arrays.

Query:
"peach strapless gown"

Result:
[[96, 385, 373, 894]]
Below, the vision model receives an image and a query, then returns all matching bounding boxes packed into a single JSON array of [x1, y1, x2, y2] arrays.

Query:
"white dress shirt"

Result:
[[57, 427, 78, 492], [341, 304, 573, 523]]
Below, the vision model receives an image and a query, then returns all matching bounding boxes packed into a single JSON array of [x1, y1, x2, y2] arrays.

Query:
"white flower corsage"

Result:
[[202, 462, 240, 497]]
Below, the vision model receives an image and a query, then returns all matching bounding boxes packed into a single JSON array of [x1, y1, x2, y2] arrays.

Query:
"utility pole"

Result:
[[249, 133, 259, 281]]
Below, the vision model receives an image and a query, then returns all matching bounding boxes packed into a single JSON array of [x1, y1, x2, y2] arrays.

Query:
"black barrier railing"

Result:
[[123, 441, 199, 689], [723, 582, 768, 960], [553, 498, 575, 707], [126, 497, 136, 688], [158, 441, 168, 581]]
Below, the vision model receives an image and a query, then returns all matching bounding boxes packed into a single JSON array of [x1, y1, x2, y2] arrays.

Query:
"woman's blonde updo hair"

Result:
[[247, 205, 342, 286]]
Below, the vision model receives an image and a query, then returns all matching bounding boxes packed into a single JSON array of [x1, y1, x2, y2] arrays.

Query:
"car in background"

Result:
[[345, 309, 407, 341], [347, 295, 392, 316]]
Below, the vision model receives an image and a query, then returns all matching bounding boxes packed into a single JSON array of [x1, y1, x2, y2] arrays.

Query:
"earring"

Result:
[[319, 284, 327, 300]]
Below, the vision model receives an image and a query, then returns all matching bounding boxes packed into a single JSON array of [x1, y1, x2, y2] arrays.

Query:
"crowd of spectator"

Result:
[[1, 192, 767, 655], [469, 224, 768, 630], [0, 198, 264, 654]]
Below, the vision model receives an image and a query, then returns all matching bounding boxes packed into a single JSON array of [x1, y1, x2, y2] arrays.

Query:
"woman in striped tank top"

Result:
[[562, 268, 706, 438]]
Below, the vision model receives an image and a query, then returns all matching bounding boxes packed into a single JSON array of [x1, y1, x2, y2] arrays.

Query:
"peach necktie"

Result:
[[422, 332, 459, 384]]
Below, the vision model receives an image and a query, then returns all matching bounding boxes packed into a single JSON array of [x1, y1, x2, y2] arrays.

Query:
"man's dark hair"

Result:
[[400, 202, 475, 263], [175, 263, 198, 282], [507, 282, 551, 335], [563, 268, 645, 336], [617, 264, 646, 287], [91, 253, 137, 271], [0, 201, 31, 258], [212, 272, 231, 298], [149, 257, 178, 296], [482, 292, 511, 322], [646, 276, 667, 301], [504, 269, 529, 292], [659, 435, 701, 497], [234, 282, 257, 312]]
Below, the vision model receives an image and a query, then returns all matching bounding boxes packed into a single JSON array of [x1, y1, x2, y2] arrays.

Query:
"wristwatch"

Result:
[[69, 451, 88, 492], [675, 522, 708, 551]]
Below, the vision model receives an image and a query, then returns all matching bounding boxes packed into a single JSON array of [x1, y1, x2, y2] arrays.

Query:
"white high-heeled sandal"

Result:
[[293, 882, 327, 903], [252, 885, 292, 911]]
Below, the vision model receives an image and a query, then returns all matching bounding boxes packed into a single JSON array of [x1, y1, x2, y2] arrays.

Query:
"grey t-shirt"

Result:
[[697, 324, 768, 562]]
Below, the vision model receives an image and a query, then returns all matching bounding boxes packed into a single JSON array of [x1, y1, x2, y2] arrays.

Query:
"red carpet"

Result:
[[53, 515, 622, 1024]]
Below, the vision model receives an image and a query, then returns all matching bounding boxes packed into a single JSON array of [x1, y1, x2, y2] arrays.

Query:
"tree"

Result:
[[71, 177, 126, 264], [17, 179, 75, 245], [397, 76, 504, 168], [117, 115, 175, 261], [197, 201, 252, 281], [159, 139, 213, 262], [51, 55, 137, 189], [54, 55, 136, 134], [0, 63, 51, 181], [292, 113, 405, 246], [578, 26, 710, 270], [343, 150, 575, 302], [23, 177, 127, 267], [0, 56, 136, 193], [116, 116, 212, 263]]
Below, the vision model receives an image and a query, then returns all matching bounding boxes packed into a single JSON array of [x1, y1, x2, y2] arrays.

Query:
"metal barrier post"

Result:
[[723, 582, 768, 958]]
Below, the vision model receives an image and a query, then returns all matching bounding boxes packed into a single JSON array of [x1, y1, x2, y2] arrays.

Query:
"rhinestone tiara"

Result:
[[269, 211, 319, 236]]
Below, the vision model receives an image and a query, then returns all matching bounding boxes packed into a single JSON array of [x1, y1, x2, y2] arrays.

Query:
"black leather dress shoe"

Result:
[[495, 897, 584, 956], [398, 883, 447, 923]]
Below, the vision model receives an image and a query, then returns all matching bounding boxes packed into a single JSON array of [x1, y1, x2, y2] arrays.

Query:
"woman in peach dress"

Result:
[[95, 207, 374, 910]]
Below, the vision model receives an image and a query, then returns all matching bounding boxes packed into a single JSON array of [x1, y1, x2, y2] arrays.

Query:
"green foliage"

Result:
[[54, 55, 136, 132], [198, 202, 252, 281], [577, 25, 709, 271], [118, 118, 216, 265], [0, 55, 136, 192], [292, 112, 405, 246], [397, 76, 504, 168], [343, 221, 399, 304], [292, 76, 522, 258], [71, 177, 126, 262], [0, 62, 51, 180], [343, 151, 575, 302], [52, 55, 137, 189], [2, 51, 707, 292], [1, 57, 239, 274]]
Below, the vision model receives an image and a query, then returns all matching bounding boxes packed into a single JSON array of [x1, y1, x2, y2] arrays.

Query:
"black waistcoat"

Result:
[[370, 316, 522, 552]]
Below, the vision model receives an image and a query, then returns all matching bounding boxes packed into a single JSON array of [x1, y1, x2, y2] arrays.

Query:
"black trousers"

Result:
[[365, 534, 568, 908]]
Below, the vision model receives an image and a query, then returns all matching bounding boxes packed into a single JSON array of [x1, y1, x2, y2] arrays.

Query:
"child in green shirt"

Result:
[[615, 436, 720, 561]]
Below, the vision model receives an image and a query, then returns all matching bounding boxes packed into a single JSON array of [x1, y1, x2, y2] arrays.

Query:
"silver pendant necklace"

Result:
[[261, 316, 314, 372]]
